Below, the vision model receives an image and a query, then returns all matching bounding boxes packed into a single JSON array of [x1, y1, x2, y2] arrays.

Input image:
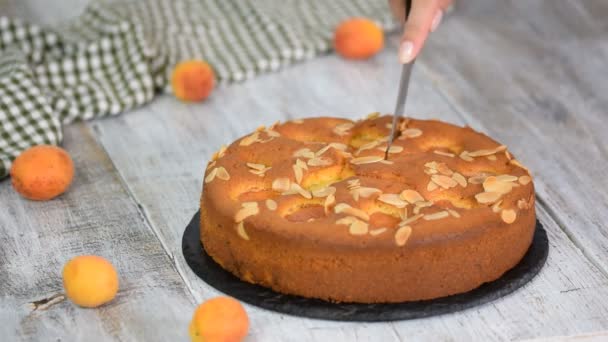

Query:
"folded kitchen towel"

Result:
[[0, 0, 396, 179]]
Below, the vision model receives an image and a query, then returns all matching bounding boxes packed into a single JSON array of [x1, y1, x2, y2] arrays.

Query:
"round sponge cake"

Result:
[[200, 114, 535, 303]]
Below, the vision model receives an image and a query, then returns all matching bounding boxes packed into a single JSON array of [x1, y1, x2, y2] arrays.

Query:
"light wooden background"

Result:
[[1, 0, 607, 341]]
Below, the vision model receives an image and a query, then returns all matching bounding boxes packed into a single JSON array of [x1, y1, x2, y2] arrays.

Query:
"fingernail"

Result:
[[430, 10, 443, 32], [399, 41, 414, 64]]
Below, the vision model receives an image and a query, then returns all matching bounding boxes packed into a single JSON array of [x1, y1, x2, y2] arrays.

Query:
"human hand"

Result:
[[389, 0, 453, 63]]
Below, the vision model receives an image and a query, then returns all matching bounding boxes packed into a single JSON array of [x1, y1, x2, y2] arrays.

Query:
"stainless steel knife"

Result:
[[385, 0, 414, 159]]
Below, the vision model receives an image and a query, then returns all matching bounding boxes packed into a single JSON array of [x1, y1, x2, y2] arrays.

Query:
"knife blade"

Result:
[[385, 0, 414, 160]]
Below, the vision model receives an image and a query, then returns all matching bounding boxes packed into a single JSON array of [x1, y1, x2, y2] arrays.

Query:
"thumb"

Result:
[[399, 0, 439, 64]]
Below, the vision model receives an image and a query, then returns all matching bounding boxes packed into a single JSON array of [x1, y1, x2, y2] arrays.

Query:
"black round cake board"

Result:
[[182, 210, 548, 322]]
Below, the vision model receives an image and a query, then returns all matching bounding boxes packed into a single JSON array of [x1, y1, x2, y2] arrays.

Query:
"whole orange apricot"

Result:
[[334, 18, 384, 59], [10, 144, 74, 201], [62, 255, 119, 308], [171, 60, 215, 102], [189, 296, 249, 342]]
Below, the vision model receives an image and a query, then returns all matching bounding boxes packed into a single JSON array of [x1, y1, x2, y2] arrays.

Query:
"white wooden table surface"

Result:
[[1, 0, 608, 341]]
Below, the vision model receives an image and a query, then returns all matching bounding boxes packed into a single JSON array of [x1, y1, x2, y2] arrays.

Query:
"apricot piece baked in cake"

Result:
[[200, 114, 535, 303]]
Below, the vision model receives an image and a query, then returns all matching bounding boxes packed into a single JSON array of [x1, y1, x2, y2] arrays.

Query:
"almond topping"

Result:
[[427, 181, 439, 191], [487, 155, 497, 161], [510, 159, 530, 172], [475, 191, 502, 204], [448, 209, 461, 218], [492, 200, 503, 213], [452, 172, 467, 187], [468, 174, 487, 184], [423, 211, 449, 220], [483, 176, 513, 194], [236, 221, 250, 240], [400, 213, 424, 226], [433, 150, 455, 157], [357, 141, 381, 155], [334, 203, 369, 221], [235, 202, 259, 222], [312, 186, 336, 198], [292, 119, 304, 124], [204, 167, 219, 183], [293, 148, 315, 159], [378, 194, 408, 208], [369, 228, 387, 236], [284, 183, 312, 199], [400, 189, 425, 204], [431, 174, 458, 189], [215, 167, 230, 181], [272, 178, 291, 192], [265, 199, 278, 211], [395, 226, 413, 246], [459, 151, 474, 162], [501, 209, 517, 224], [355, 187, 382, 199], [517, 199, 528, 210], [402, 128, 422, 138], [307, 157, 333, 166], [496, 174, 518, 182], [468, 145, 506, 157], [379, 145, 403, 154], [366, 112, 380, 120], [350, 156, 384, 165], [240, 132, 260, 146], [336, 216, 359, 226], [436, 163, 453, 176], [518, 175, 532, 185], [296, 158, 308, 170], [246, 163, 266, 171], [349, 220, 369, 235], [324, 193, 336, 214], [333, 122, 354, 136], [293, 164, 304, 184]]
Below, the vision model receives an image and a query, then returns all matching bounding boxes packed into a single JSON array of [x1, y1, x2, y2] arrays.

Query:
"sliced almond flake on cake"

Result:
[[204, 167, 219, 183], [452, 172, 467, 187], [293, 164, 303, 184], [468, 145, 506, 157], [433, 150, 455, 157], [315, 144, 332, 157], [350, 155, 384, 165], [312, 186, 336, 198], [246, 163, 267, 171], [234, 202, 260, 222], [333, 122, 354, 136], [496, 174, 518, 182], [423, 211, 449, 221], [448, 209, 461, 218], [293, 148, 315, 159], [501, 209, 517, 224], [402, 128, 422, 138], [379, 160, 394, 165], [459, 151, 474, 162], [378, 194, 408, 208], [215, 167, 230, 181], [431, 174, 458, 189], [475, 191, 502, 204], [436, 163, 453, 176], [394, 226, 413, 246], [468, 174, 488, 184], [336, 216, 359, 225], [307, 157, 333, 167], [400, 213, 424, 226], [505, 150, 513, 160], [378, 145, 403, 154], [353, 187, 382, 200], [240, 132, 260, 146], [366, 112, 380, 120], [487, 155, 497, 161], [266, 129, 280, 138], [492, 200, 503, 213], [236, 221, 250, 240], [347, 179, 361, 189], [427, 180, 439, 191], [356, 141, 380, 155], [265, 199, 278, 211], [518, 175, 532, 185], [349, 220, 369, 236], [400, 189, 425, 204], [292, 119, 304, 124], [369, 228, 387, 236], [283, 183, 312, 199], [483, 176, 513, 194], [324, 193, 336, 214], [212, 145, 227, 160], [296, 158, 308, 170], [413, 201, 433, 215], [334, 203, 369, 221], [517, 199, 529, 210], [272, 178, 291, 192]]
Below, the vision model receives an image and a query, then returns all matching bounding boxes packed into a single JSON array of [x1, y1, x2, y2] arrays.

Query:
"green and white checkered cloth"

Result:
[[0, 0, 396, 179]]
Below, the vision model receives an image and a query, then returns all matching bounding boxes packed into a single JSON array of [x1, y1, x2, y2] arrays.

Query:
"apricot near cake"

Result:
[[200, 114, 535, 303]]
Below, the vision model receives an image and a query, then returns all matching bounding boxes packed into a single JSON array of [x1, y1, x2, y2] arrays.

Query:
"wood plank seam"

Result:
[[416, 62, 608, 279], [88, 123, 199, 303]]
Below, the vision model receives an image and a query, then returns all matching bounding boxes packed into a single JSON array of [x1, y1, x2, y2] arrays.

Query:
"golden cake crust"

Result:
[[200, 114, 536, 303]]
